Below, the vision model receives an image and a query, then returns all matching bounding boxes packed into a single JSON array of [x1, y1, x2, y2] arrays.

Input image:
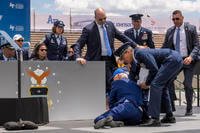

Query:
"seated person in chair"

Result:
[[0, 42, 17, 61]]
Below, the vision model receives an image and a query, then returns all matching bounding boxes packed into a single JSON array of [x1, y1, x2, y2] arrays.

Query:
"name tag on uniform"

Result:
[[142, 32, 148, 40]]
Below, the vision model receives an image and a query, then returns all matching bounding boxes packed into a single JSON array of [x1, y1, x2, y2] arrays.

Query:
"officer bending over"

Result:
[[114, 43, 183, 126]]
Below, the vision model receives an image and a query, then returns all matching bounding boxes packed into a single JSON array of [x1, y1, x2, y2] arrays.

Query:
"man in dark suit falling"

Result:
[[124, 14, 155, 48], [162, 10, 200, 116], [74, 8, 139, 95]]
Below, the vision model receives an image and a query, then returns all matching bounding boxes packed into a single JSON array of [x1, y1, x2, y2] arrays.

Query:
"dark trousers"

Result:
[[148, 58, 183, 119], [101, 56, 117, 93], [182, 64, 195, 111], [161, 76, 177, 112]]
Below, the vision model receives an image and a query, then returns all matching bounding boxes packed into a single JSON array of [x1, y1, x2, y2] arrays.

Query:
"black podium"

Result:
[[0, 97, 49, 125], [193, 61, 200, 107]]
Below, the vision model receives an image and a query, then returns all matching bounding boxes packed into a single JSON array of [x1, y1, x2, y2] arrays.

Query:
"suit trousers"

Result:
[[182, 64, 195, 111], [101, 56, 117, 93]]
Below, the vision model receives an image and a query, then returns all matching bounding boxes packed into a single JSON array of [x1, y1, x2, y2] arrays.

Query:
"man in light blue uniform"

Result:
[[94, 68, 143, 129], [115, 43, 183, 126]]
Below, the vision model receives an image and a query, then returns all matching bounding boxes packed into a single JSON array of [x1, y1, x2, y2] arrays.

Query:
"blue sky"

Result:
[[31, 0, 200, 18], [31, 0, 61, 14]]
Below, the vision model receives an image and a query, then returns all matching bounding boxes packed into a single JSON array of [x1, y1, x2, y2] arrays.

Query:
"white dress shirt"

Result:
[[173, 24, 188, 57], [96, 23, 108, 56]]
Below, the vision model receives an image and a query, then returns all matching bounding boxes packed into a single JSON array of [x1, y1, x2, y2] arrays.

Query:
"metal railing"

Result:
[[175, 77, 199, 106]]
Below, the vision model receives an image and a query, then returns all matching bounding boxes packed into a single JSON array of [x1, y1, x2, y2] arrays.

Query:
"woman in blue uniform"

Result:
[[42, 20, 68, 60]]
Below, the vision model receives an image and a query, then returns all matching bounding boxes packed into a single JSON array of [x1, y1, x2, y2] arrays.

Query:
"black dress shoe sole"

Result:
[[140, 120, 161, 127], [161, 117, 176, 123]]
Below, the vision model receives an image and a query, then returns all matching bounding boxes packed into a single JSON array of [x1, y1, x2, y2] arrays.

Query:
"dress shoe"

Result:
[[94, 116, 113, 129], [161, 116, 176, 123], [140, 118, 161, 127], [185, 110, 193, 116]]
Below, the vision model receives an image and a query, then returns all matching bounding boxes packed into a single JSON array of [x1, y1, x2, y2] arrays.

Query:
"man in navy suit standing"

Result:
[[74, 8, 139, 94], [124, 14, 155, 48], [162, 10, 200, 116]]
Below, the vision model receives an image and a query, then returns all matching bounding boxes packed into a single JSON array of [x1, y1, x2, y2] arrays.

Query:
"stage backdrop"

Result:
[[0, 0, 30, 44], [31, 13, 200, 34], [0, 61, 106, 121]]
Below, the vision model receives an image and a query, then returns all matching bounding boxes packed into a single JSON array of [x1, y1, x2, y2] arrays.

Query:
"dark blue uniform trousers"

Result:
[[148, 54, 183, 119], [94, 100, 143, 125]]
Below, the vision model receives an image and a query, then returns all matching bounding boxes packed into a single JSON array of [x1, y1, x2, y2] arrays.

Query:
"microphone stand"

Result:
[[17, 49, 22, 99], [17, 49, 22, 122]]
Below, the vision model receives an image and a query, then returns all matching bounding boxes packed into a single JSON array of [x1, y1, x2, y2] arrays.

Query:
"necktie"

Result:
[[57, 35, 61, 45], [136, 30, 139, 39], [16, 50, 23, 61], [102, 25, 112, 56], [175, 28, 180, 52]]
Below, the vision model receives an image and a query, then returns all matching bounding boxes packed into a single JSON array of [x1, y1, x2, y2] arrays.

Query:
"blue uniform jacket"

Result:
[[134, 48, 182, 86], [109, 78, 143, 109], [129, 61, 140, 82], [124, 27, 155, 48], [43, 33, 68, 60]]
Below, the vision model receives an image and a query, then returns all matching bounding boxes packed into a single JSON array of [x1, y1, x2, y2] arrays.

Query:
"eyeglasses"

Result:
[[98, 17, 106, 22], [172, 18, 180, 21], [17, 40, 23, 42], [39, 49, 47, 52]]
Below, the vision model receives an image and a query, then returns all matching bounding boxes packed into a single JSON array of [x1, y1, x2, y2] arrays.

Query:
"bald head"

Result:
[[94, 8, 107, 25]]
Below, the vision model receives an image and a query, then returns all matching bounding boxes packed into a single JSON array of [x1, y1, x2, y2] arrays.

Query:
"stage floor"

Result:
[[1, 106, 200, 133]]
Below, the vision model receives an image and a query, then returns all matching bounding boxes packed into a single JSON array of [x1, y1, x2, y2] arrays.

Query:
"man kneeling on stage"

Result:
[[94, 68, 143, 129]]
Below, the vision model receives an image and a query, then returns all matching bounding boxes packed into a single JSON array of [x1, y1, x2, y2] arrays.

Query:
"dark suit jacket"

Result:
[[0, 49, 28, 61], [21, 48, 29, 60], [124, 27, 155, 48], [0, 52, 4, 60], [162, 22, 200, 61], [74, 21, 136, 61], [0, 52, 17, 61]]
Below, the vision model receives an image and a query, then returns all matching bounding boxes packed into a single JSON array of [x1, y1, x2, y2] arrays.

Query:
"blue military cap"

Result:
[[54, 20, 65, 27], [0, 42, 15, 49], [114, 42, 131, 57], [129, 14, 143, 20]]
